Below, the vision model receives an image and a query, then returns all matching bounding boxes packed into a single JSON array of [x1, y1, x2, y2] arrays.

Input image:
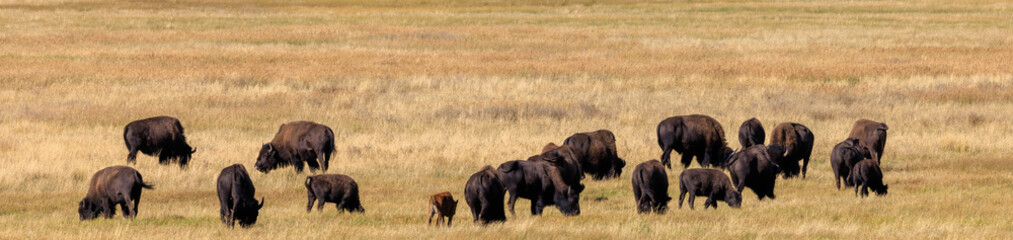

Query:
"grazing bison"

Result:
[[657, 114, 735, 169], [428, 192, 458, 227], [464, 165, 506, 225], [498, 160, 581, 216], [725, 145, 779, 200], [850, 159, 888, 197], [849, 119, 889, 162], [830, 138, 871, 189], [562, 129, 627, 180], [255, 121, 335, 174], [632, 160, 671, 214], [678, 168, 741, 210], [217, 164, 264, 228], [78, 166, 153, 220], [305, 174, 364, 213], [738, 118, 765, 148], [533, 143, 585, 188], [123, 116, 196, 168], [769, 122, 815, 179]]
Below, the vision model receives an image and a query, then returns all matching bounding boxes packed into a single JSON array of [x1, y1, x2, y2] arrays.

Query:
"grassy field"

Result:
[[2, 0, 1012, 238]]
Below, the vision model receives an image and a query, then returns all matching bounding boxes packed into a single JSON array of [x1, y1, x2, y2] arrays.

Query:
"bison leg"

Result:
[[802, 156, 810, 179], [317, 151, 329, 173], [860, 183, 869, 198], [531, 198, 545, 216], [686, 188, 696, 210], [299, 150, 320, 174], [428, 205, 436, 226], [127, 146, 139, 164], [307, 192, 317, 213], [447, 215, 453, 227], [506, 192, 518, 216], [660, 146, 673, 169], [317, 198, 327, 212], [678, 186, 687, 209]]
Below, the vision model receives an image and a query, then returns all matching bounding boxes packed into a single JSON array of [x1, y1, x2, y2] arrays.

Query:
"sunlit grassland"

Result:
[[1, 0, 1012, 238]]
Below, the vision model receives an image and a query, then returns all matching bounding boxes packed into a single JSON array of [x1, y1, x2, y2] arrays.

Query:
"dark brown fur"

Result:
[[656, 115, 734, 169], [738, 118, 765, 148], [498, 160, 581, 216], [632, 160, 670, 214], [78, 166, 153, 220], [830, 138, 871, 189], [306, 174, 364, 213], [464, 166, 506, 225], [725, 145, 779, 200], [848, 119, 889, 162], [678, 168, 741, 210], [563, 129, 626, 180], [428, 192, 458, 227], [769, 122, 815, 179], [123, 116, 195, 168], [255, 121, 335, 173], [217, 164, 264, 228], [850, 159, 888, 197], [533, 143, 585, 188]]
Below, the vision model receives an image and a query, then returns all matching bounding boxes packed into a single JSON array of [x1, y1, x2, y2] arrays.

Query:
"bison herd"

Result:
[[79, 115, 890, 227]]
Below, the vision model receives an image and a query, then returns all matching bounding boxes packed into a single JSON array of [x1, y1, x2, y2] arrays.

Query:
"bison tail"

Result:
[[136, 172, 154, 190], [305, 176, 313, 188]]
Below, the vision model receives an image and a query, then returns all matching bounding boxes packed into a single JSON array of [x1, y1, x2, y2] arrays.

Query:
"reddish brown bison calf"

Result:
[[79, 166, 153, 220], [428, 192, 458, 227], [305, 174, 365, 213]]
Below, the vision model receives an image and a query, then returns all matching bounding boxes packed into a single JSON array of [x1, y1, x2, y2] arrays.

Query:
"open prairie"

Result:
[[1, 0, 1012, 238]]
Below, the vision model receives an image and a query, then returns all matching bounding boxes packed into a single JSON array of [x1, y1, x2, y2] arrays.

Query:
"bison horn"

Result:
[[258, 197, 265, 209], [191, 148, 197, 154]]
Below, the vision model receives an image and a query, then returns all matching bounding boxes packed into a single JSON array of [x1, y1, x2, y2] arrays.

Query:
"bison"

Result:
[[497, 160, 581, 216], [464, 165, 506, 225], [678, 168, 741, 210], [769, 122, 815, 179], [255, 121, 335, 174], [830, 138, 871, 189], [725, 145, 779, 200], [428, 192, 458, 227], [78, 166, 153, 220], [657, 114, 735, 169], [217, 164, 264, 228], [562, 129, 627, 180], [850, 159, 888, 197], [533, 143, 585, 188], [848, 119, 888, 162], [738, 118, 765, 148], [632, 160, 671, 214], [123, 116, 196, 168], [305, 174, 364, 213]]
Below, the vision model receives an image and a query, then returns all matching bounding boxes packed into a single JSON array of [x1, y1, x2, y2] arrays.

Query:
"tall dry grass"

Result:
[[1, 0, 1012, 238]]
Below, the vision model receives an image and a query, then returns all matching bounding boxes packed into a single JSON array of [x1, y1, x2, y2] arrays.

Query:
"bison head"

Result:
[[608, 157, 626, 178], [78, 199, 100, 221], [726, 189, 742, 208], [718, 146, 735, 168], [722, 149, 740, 168], [235, 197, 264, 227], [875, 184, 889, 196], [554, 184, 584, 216], [255, 143, 281, 173]]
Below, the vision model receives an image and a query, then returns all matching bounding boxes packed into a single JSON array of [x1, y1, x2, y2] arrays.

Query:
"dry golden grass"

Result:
[[1, 0, 1012, 238]]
